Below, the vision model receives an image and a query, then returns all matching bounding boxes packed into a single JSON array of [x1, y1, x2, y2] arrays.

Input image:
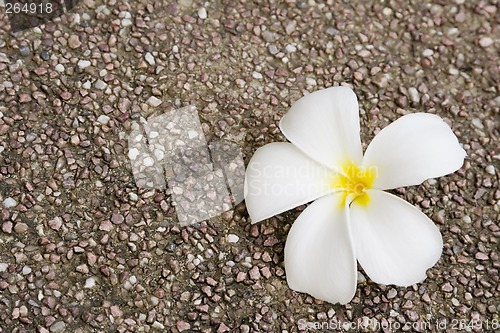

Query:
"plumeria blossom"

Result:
[[244, 86, 466, 304]]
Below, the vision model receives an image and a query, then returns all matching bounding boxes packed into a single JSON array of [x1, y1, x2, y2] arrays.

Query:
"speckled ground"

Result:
[[0, 0, 498, 332]]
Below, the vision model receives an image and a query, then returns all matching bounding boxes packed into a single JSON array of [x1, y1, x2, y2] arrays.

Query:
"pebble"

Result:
[[55, 64, 65, 73], [285, 44, 297, 53], [22, 266, 32, 275], [84, 277, 96, 288], [198, 7, 207, 19], [422, 49, 434, 57], [408, 87, 420, 103], [475, 252, 489, 261], [19, 45, 31, 56], [68, 35, 82, 49], [306, 77, 317, 86], [176, 320, 191, 331], [50, 321, 66, 333], [471, 118, 484, 129], [99, 220, 113, 232], [485, 165, 495, 175], [226, 234, 239, 243], [442, 282, 453, 292], [145, 52, 155, 66], [97, 115, 110, 125], [252, 71, 263, 79], [249, 266, 261, 280], [147, 96, 162, 107], [40, 50, 51, 60], [0, 263, 8, 272], [128, 148, 140, 160], [48, 217, 62, 230], [268, 45, 279, 55], [3, 197, 17, 208], [0, 146, 3, 154], [387, 288, 397, 299], [152, 321, 165, 329], [77, 60, 91, 69], [479, 37, 493, 48], [121, 11, 133, 27], [154, 149, 164, 160], [143, 157, 155, 167], [94, 79, 107, 90]]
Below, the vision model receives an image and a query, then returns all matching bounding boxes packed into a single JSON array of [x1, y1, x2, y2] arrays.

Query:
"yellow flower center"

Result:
[[331, 161, 377, 207]]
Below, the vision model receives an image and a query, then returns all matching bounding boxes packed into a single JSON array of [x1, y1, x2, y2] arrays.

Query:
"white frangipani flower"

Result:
[[244, 86, 466, 304]]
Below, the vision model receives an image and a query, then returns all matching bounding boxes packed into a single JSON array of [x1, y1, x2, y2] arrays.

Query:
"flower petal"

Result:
[[284, 193, 357, 304], [279, 86, 363, 170], [244, 142, 334, 223], [362, 113, 466, 190], [350, 190, 443, 286]]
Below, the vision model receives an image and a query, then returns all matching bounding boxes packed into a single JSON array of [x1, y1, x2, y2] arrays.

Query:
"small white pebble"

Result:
[[77, 59, 91, 69], [84, 277, 96, 288], [55, 64, 65, 73], [152, 321, 165, 330], [143, 157, 154, 167], [448, 67, 459, 75], [479, 37, 493, 48], [422, 49, 434, 57], [0, 263, 8, 272], [382, 7, 393, 16], [462, 215, 472, 224], [408, 87, 420, 103], [154, 149, 164, 161], [123, 281, 132, 290], [82, 80, 91, 89], [128, 148, 140, 160], [22, 266, 31, 275], [3, 197, 17, 208], [427, 178, 437, 185], [198, 7, 207, 19], [0, 146, 4, 154], [252, 71, 263, 79], [471, 118, 484, 129], [151, 296, 159, 306], [226, 234, 240, 243], [121, 18, 132, 27], [94, 79, 107, 90], [129, 192, 138, 201], [485, 165, 495, 175], [145, 52, 155, 66], [357, 271, 366, 283], [306, 77, 317, 86], [147, 96, 162, 107], [129, 275, 137, 284], [97, 115, 110, 125], [285, 44, 297, 53]]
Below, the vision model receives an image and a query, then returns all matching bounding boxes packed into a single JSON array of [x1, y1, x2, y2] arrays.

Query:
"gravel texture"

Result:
[[0, 0, 498, 332]]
